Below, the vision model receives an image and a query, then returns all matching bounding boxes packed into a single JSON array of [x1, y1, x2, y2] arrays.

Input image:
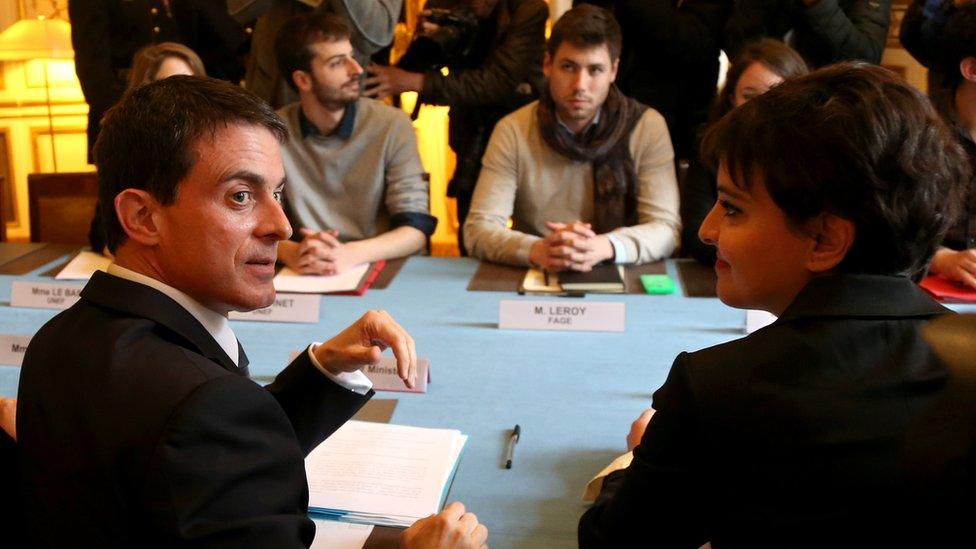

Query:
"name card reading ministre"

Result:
[[498, 300, 626, 332], [228, 293, 320, 323], [0, 334, 32, 366], [288, 351, 430, 393], [10, 281, 84, 310]]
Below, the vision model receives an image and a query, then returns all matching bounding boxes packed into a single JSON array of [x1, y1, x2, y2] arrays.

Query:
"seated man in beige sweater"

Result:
[[463, 4, 680, 271]]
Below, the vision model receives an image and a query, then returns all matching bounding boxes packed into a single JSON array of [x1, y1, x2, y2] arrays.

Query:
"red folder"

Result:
[[337, 260, 386, 296], [919, 275, 976, 303]]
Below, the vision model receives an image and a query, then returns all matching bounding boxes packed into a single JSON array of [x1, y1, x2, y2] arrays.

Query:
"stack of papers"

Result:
[[520, 265, 626, 294], [274, 263, 371, 294], [55, 251, 111, 280], [305, 421, 467, 528]]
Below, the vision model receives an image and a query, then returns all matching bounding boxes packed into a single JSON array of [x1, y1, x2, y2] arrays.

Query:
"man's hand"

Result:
[[364, 63, 425, 99], [401, 501, 489, 549], [0, 397, 15, 441], [626, 408, 655, 452], [314, 310, 418, 389], [930, 248, 976, 289], [529, 221, 614, 272], [417, 9, 442, 36]]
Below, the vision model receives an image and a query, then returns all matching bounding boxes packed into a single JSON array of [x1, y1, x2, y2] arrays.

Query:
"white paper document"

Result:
[[55, 251, 112, 280], [310, 519, 373, 549], [305, 420, 466, 527], [273, 264, 370, 294]]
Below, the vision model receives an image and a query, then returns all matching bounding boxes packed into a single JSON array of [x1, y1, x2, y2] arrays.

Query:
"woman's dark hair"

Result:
[[274, 12, 352, 92], [127, 42, 206, 90], [709, 39, 808, 123], [702, 62, 971, 278], [94, 76, 288, 254]]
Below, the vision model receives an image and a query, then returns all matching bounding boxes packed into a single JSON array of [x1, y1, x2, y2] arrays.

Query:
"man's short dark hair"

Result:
[[702, 62, 971, 278], [94, 76, 287, 253], [546, 4, 621, 62], [941, 4, 976, 87], [274, 12, 352, 93]]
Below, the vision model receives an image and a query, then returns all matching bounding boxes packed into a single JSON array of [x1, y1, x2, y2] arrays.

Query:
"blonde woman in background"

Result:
[[127, 41, 207, 89]]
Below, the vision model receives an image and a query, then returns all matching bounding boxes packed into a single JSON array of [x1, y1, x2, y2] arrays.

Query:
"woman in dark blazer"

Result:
[[580, 63, 974, 547]]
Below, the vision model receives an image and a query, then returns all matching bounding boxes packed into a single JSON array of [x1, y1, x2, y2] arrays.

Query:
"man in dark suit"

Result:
[[578, 63, 975, 546], [17, 76, 487, 548]]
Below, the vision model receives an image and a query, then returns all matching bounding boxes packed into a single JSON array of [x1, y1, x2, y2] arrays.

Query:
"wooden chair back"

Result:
[[28, 172, 99, 244], [0, 175, 6, 242]]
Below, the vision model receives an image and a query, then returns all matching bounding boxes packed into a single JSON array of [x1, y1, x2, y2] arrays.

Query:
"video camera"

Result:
[[396, 8, 480, 73]]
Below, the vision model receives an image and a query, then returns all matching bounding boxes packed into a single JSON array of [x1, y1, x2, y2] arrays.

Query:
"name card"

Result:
[[0, 334, 32, 366], [745, 310, 777, 334], [10, 281, 85, 310], [499, 300, 625, 332], [228, 293, 320, 323], [365, 356, 429, 393], [288, 351, 430, 393]]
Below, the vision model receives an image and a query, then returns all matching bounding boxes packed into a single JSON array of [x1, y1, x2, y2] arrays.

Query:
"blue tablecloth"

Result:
[[3, 255, 968, 548]]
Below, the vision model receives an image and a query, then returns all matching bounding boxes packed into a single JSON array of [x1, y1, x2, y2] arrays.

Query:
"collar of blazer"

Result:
[[777, 273, 951, 324], [80, 270, 248, 375]]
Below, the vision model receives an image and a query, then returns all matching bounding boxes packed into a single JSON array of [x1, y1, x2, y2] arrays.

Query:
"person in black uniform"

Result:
[[69, 0, 246, 161]]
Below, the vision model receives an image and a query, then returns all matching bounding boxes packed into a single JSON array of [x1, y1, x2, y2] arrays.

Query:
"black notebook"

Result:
[[558, 264, 626, 293]]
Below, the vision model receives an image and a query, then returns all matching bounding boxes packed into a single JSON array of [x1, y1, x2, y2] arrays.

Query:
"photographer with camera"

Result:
[[364, 0, 548, 254]]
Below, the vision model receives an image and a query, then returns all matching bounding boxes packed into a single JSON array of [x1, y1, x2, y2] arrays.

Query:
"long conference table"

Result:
[[0, 245, 971, 548]]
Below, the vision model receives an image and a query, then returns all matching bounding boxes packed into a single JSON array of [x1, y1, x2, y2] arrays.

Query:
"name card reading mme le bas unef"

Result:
[[10, 281, 85, 310], [498, 300, 626, 332]]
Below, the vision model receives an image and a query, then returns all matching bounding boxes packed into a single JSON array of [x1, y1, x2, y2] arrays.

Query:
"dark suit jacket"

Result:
[[579, 274, 973, 547], [18, 271, 372, 547], [70, 0, 246, 159], [725, 0, 890, 68]]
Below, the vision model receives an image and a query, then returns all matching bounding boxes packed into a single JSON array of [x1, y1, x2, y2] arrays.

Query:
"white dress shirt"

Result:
[[106, 264, 372, 395]]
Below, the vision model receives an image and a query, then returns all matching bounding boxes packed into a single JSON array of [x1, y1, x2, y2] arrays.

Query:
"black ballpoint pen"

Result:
[[505, 424, 520, 469]]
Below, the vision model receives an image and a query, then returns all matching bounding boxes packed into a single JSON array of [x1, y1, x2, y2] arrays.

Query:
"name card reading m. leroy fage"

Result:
[[228, 293, 320, 323], [11, 281, 85, 310], [499, 300, 625, 332], [0, 334, 32, 366]]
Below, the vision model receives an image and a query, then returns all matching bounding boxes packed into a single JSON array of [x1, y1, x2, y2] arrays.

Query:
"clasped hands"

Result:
[[529, 221, 615, 272], [280, 228, 357, 276]]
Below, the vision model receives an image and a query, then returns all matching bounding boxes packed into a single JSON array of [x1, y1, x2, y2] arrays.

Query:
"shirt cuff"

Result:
[[390, 211, 438, 237], [308, 343, 373, 395], [607, 234, 629, 264]]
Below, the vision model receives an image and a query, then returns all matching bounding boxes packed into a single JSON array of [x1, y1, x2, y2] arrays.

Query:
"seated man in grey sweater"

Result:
[[463, 4, 680, 271], [274, 12, 437, 275]]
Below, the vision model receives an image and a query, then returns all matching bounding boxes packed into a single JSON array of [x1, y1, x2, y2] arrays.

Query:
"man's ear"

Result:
[[804, 213, 855, 274], [292, 70, 312, 92], [961, 57, 976, 84], [542, 51, 552, 79], [610, 57, 619, 83], [114, 189, 162, 246]]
